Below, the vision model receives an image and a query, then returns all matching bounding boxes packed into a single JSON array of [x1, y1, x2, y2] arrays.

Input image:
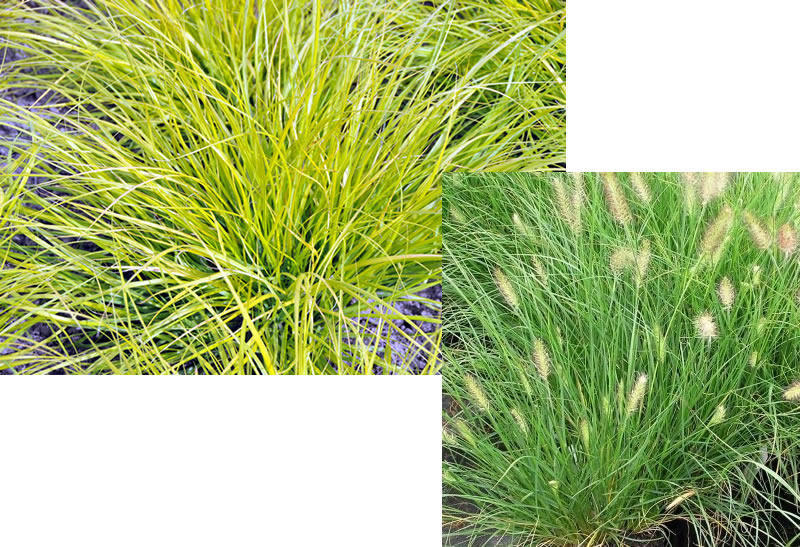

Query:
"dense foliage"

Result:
[[443, 172, 800, 545]]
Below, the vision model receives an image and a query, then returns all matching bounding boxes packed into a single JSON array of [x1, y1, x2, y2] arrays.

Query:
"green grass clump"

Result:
[[0, 0, 565, 373], [443, 172, 800, 545]]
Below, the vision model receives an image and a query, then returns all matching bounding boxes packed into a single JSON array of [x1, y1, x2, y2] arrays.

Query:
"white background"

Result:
[[569, 1, 800, 172], [0, 378, 441, 546]]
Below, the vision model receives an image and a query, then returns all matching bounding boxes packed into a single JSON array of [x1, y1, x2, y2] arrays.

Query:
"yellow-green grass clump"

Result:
[[0, 1, 566, 373]]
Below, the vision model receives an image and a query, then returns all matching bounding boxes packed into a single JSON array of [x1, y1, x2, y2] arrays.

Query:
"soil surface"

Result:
[[344, 284, 441, 374]]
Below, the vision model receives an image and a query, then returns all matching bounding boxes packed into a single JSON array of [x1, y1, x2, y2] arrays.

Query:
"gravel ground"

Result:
[[0, 5, 441, 374], [344, 284, 441, 374]]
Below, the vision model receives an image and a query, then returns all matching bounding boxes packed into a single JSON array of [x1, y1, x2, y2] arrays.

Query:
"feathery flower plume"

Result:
[[552, 177, 574, 230], [717, 277, 735, 311], [533, 338, 551, 380], [570, 172, 585, 233], [493, 267, 519, 311], [454, 418, 475, 446], [743, 211, 772, 250], [511, 408, 529, 434], [699, 205, 734, 259], [443, 427, 457, 445], [666, 489, 697, 511], [774, 173, 794, 207], [751, 264, 762, 287], [548, 480, 560, 490], [516, 363, 533, 398], [464, 374, 490, 413], [635, 239, 652, 283], [602, 172, 633, 225], [512, 212, 527, 235], [579, 419, 590, 451], [626, 373, 648, 414], [630, 173, 652, 203], [682, 172, 700, 214], [700, 172, 728, 206], [450, 207, 466, 224], [531, 257, 548, 286], [777, 222, 798, 257], [749, 351, 759, 368], [757, 316, 767, 336], [714, 172, 730, 195], [694, 312, 718, 342], [708, 403, 727, 426], [610, 247, 636, 276], [784, 381, 800, 402]]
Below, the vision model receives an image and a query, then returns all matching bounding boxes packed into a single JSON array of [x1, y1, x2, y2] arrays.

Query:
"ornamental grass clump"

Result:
[[0, 1, 565, 373], [443, 172, 800, 546]]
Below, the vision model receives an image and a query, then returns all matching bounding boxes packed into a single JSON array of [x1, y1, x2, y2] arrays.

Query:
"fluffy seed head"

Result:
[[757, 316, 767, 335], [777, 222, 798, 257], [533, 338, 551, 380], [610, 241, 650, 282], [743, 211, 772, 250], [493, 267, 519, 311], [695, 312, 718, 342], [464, 374, 490, 413], [699, 205, 734, 259], [531, 257, 548, 286], [635, 239, 652, 283], [610, 247, 636, 276], [570, 173, 585, 233], [626, 373, 648, 414], [450, 207, 466, 224], [666, 489, 697, 511], [552, 177, 575, 231], [511, 408, 528, 434], [512, 212, 526, 235], [783, 381, 800, 402], [682, 172, 700, 213], [700, 172, 728, 206], [454, 418, 475, 446], [515, 361, 533, 397], [717, 277, 735, 311], [443, 427, 457, 445], [749, 351, 759, 368], [751, 264, 762, 286], [708, 403, 727, 426], [630, 173, 652, 203], [579, 419, 590, 450], [602, 172, 633, 225]]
